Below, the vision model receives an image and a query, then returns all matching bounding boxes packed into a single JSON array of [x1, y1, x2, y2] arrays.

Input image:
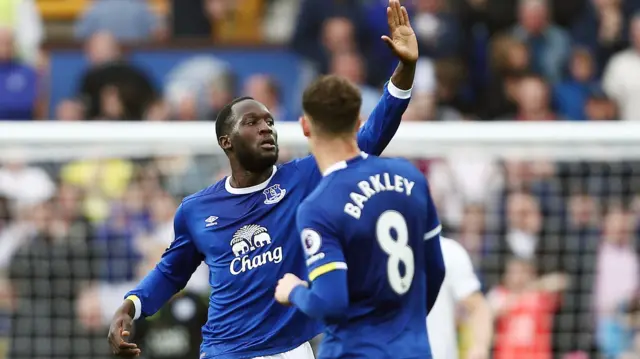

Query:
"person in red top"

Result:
[[489, 257, 568, 359]]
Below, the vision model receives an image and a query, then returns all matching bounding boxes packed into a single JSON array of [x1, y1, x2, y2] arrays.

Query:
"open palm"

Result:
[[381, 0, 419, 64]]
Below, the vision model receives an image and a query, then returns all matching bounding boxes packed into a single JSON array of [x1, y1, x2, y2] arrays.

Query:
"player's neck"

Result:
[[313, 138, 361, 176], [229, 165, 274, 188]]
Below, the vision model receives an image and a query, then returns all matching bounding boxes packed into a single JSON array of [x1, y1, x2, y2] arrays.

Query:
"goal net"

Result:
[[0, 121, 639, 359]]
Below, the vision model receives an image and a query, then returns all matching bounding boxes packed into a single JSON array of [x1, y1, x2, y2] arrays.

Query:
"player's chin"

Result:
[[251, 150, 279, 170], [258, 147, 279, 162]]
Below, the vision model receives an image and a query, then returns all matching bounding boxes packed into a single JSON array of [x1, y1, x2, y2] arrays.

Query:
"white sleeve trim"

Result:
[[424, 225, 442, 240], [387, 80, 412, 99], [126, 295, 142, 320]]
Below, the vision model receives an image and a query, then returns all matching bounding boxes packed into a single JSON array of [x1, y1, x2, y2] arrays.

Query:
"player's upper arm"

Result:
[[443, 239, 482, 301], [296, 203, 347, 282], [157, 203, 205, 285], [423, 177, 442, 241]]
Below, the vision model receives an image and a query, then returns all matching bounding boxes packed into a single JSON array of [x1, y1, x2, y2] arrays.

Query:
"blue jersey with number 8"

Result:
[[296, 153, 441, 359]]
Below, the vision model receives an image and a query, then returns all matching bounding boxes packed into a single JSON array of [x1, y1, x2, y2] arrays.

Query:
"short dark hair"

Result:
[[302, 75, 362, 135], [215, 96, 254, 139]]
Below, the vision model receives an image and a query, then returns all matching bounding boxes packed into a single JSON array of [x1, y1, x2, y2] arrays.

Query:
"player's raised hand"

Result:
[[108, 310, 141, 357], [381, 0, 418, 64], [275, 273, 308, 306]]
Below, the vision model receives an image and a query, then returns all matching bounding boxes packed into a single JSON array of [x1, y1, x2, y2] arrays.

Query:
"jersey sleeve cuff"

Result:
[[424, 225, 442, 241], [308, 262, 348, 281], [387, 81, 412, 99], [125, 295, 142, 320]]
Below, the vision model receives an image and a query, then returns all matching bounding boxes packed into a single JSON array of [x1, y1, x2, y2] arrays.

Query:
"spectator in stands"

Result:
[[433, 58, 470, 114], [0, 158, 55, 208], [74, 0, 163, 42], [164, 56, 234, 121], [243, 74, 288, 121], [553, 193, 600, 356], [455, 0, 517, 37], [329, 51, 380, 120], [59, 156, 134, 223], [412, 0, 465, 60], [143, 99, 171, 121], [617, 296, 640, 359], [457, 203, 493, 277], [77, 31, 156, 120], [170, 0, 211, 38], [595, 205, 639, 357], [571, 0, 630, 76], [8, 200, 109, 359], [602, 13, 640, 121], [487, 190, 564, 287], [428, 151, 503, 230], [511, 0, 570, 83], [206, 0, 265, 42], [553, 48, 598, 121], [291, 0, 368, 78], [479, 35, 530, 120], [55, 99, 85, 121], [0, 0, 43, 66], [0, 26, 37, 121], [489, 257, 567, 359], [507, 73, 562, 121], [584, 87, 618, 121]]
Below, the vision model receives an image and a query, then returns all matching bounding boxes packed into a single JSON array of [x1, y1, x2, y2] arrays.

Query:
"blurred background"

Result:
[[2, 0, 640, 358]]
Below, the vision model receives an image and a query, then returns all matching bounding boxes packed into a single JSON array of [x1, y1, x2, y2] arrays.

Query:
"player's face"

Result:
[[229, 100, 279, 172]]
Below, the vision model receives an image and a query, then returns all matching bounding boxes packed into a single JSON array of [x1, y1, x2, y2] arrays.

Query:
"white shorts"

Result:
[[253, 342, 315, 359]]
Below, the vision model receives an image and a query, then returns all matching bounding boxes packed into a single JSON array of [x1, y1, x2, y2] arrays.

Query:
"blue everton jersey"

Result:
[[125, 82, 412, 359], [296, 153, 441, 359]]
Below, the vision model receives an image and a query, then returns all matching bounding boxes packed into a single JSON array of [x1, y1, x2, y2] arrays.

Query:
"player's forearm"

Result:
[[289, 271, 349, 320], [125, 266, 182, 319], [467, 294, 493, 353], [357, 79, 411, 155], [425, 236, 445, 314], [390, 60, 416, 91]]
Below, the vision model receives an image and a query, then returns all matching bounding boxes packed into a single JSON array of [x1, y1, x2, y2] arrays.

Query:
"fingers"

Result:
[[386, 7, 394, 29], [115, 348, 141, 357], [401, 6, 411, 27], [391, 0, 402, 26], [114, 332, 141, 357]]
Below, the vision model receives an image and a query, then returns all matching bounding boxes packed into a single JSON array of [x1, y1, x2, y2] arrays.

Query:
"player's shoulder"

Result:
[[371, 155, 429, 184], [180, 177, 227, 207], [299, 178, 336, 214]]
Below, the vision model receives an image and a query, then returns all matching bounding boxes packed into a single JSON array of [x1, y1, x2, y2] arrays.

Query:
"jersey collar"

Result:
[[322, 152, 369, 177], [225, 165, 277, 195]]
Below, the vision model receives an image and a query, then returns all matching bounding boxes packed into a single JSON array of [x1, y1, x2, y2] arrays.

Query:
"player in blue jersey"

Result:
[[106, 1, 418, 358], [274, 75, 446, 357]]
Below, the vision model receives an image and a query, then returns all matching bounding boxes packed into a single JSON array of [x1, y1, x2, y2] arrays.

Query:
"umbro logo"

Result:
[[205, 216, 218, 227]]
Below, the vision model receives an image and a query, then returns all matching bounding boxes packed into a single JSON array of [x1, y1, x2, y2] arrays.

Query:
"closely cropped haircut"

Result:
[[302, 75, 362, 135], [215, 96, 254, 140]]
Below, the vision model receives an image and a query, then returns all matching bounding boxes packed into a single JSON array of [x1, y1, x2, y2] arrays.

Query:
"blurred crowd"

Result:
[[2, 0, 640, 359], [2, 0, 640, 122]]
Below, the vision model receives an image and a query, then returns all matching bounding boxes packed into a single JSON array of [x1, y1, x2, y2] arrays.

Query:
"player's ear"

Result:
[[355, 116, 362, 130], [300, 116, 311, 138], [219, 135, 232, 151]]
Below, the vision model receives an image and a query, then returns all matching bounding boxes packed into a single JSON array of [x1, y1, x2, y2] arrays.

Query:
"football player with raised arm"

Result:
[[273, 74, 445, 357], [106, 1, 418, 358]]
